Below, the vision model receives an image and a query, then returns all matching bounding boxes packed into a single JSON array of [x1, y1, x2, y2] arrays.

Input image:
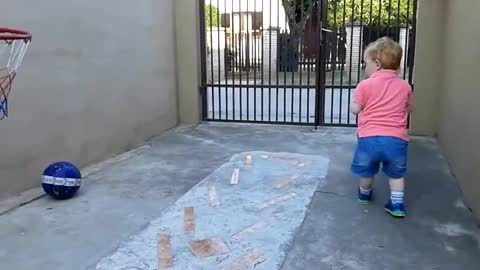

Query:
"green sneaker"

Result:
[[384, 200, 406, 217], [358, 188, 373, 205]]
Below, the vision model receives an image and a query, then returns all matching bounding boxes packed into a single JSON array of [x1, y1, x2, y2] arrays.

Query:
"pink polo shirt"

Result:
[[354, 69, 413, 142]]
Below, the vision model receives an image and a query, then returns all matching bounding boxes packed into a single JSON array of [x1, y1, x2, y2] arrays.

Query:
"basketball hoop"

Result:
[[0, 28, 32, 119]]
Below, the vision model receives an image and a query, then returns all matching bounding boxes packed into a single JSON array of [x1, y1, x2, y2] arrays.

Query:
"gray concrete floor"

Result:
[[0, 123, 479, 270]]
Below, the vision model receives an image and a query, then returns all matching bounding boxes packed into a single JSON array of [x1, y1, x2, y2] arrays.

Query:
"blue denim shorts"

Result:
[[351, 136, 408, 179]]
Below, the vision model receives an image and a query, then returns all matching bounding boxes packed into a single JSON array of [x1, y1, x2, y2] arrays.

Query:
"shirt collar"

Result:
[[370, 69, 399, 78]]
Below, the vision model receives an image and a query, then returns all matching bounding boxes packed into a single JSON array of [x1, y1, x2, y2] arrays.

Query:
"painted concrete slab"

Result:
[[95, 151, 329, 270]]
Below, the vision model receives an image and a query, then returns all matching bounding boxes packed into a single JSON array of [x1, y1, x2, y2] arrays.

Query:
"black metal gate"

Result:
[[200, 0, 417, 127]]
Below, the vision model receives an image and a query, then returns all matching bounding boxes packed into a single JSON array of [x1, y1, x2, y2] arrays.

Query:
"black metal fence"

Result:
[[200, 0, 417, 127]]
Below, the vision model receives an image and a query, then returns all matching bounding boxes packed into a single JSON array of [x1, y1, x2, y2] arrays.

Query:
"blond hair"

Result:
[[364, 37, 403, 70]]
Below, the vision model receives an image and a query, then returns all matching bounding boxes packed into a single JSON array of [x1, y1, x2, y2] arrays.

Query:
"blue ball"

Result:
[[42, 161, 82, 200]]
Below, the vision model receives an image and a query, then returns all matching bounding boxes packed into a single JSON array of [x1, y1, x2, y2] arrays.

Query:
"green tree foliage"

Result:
[[327, 0, 415, 28], [282, 0, 415, 31], [206, 4, 219, 27]]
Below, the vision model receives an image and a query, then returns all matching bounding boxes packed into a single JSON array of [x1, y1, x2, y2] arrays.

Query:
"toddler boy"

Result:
[[350, 37, 414, 218]]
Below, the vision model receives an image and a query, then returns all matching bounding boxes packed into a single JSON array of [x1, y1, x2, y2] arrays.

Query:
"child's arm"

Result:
[[351, 83, 366, 115], [408, 102, 414, 113], [350, 102, 362, 115], [407, 85, 414, 113]]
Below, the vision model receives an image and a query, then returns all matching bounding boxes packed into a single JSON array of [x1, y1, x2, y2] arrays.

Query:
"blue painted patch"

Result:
[[96, 151, 329, 270]]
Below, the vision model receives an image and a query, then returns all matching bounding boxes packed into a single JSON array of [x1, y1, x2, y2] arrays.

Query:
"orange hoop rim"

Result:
[[0, 28, 32, 41]]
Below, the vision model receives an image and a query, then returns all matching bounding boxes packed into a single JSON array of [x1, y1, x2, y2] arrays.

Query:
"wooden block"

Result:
[[208, 185, 220, 207], [184, 207, 195, 233], [268, 155, 305, 164], [255, 193, 297, 211], [230, 168, 240, 185], [190, 238, 230, 257], [274, 175, 296, 189], [232, 218, 273, 241], [244, 154, 253, 167], [269, 155, 294, 161], [158, 234, 173, 269], [220, 249, 266, 270]]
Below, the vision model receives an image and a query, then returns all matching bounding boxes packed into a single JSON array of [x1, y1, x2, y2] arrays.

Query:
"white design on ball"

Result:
[[42, 176, 81, 186]]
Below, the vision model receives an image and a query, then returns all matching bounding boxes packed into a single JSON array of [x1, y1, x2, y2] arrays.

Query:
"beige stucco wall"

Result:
[[176, 0, 203, 125], [435, 0, 480, 219], [0, 0, 178, 198], [413, 0, 480, 219], [410, 0, 445, 136]]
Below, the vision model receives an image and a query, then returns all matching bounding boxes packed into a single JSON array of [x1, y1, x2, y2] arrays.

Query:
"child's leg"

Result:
[[389, 177, 405, 205], [381, 137, 408, 217], [360, 177, 374, 190], [351, 137, 380, 204], [384, 177, 406, 217], [358, 177, 375, 204], [389, 177, 404, 192]]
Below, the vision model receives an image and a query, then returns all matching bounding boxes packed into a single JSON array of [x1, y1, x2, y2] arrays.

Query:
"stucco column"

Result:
[[175, 0, 203, 125], [410, 0, 446, 136]]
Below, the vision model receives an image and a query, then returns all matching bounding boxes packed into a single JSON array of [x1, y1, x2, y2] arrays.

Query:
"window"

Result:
[[221, 13, 230, 28]]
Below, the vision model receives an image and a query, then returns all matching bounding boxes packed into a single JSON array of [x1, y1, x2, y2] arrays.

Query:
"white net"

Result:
[[0, 39, 29, 78], [0, 32, 31, 118]]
